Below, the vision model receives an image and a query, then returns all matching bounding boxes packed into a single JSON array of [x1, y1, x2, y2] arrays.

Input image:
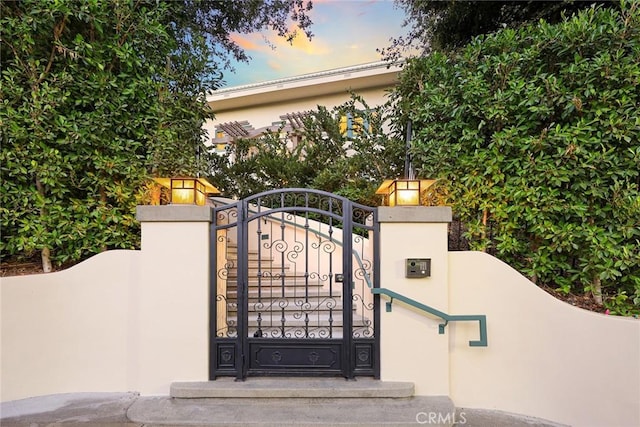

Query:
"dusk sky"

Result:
[[222, 0, 408, 87]]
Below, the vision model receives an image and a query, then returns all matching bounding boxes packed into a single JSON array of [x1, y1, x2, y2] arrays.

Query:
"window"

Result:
[[339, 113, 370, 138]]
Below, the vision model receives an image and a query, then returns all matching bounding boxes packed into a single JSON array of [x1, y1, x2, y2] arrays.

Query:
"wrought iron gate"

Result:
[[209, 189, 379, 380]]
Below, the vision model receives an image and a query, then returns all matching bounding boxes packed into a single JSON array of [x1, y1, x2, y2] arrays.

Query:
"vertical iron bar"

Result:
[[237, 201, 248, 380], [372, 207, 381, 378], [268, 219, 274, 332], [342, 199, 354, 379], [280, 193, 286, 336], [304, 194, 310, 338], [208, 208, 217, 380], [257, 201, 262, 303], [328, 199, 334, 338]]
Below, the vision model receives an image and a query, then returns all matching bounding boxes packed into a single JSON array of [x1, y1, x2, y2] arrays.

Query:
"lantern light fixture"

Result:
[[152, 177, 220, 206], [376, 119, 437, 207], [375, 179, 436, 207]]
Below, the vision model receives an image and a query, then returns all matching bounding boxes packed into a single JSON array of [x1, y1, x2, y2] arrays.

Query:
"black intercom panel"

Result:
[[406, 258, 431, 278]]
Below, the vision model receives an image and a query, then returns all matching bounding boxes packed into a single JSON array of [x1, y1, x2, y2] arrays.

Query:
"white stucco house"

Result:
[[203, 61, 402, 153]]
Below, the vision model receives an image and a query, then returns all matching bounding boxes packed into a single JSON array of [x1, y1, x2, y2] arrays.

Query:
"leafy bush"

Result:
[[0, 0, 312, 270], [210, 95, 405, 207], [393, 3, 640, 313]]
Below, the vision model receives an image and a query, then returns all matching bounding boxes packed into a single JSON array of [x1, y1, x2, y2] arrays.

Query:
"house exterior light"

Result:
[[375, 179, 436, 207], [153, 177, 220, 206]]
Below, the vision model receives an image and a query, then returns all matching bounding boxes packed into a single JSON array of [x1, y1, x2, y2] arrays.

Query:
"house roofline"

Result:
[[206, 61, 403, 112], [208, 60, 403, 97]]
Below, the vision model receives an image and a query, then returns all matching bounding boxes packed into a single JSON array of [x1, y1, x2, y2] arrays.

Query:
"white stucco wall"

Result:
[[378, 207, 452, 397], [135, 207, 210, 395], [0, 205, 211, 401], [2, 204, 638, 427], [204, 61, 400, 143], [447, 251, 640, 427], [206, 86, 392, 134], [1, 250, 140, 401], [376, 207, 639, 426]]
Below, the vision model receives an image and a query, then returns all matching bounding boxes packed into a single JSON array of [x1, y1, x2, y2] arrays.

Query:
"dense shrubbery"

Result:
[[394, 3, 640, 314], [0, 0, 312, 271], [1, 1, 188, 270], [211, 96, 405, 207]]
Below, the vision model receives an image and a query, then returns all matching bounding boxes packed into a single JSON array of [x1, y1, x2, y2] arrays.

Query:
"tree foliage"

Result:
[[210, 96, 405, 206], [166, 0, 313, 78], [392, 3, 640, 314], [383, 0, 617, 59], [0, 0, 313, 270]]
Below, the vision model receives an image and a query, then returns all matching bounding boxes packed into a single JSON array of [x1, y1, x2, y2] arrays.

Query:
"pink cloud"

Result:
[[230, 33, 269, 53], [267, 59, 282, 71], [268, 23, 331, 55]]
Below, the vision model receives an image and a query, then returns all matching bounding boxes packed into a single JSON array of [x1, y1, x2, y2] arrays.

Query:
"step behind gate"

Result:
[[210, 189, 379, 380]]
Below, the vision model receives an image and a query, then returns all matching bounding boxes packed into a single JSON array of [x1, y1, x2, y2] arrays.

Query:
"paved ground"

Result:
[[0, 392, 139, 426], [0, 392, 568, 427]]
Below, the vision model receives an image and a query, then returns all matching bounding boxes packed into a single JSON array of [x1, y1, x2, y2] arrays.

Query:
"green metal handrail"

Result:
[[372, 288, 488, 347]]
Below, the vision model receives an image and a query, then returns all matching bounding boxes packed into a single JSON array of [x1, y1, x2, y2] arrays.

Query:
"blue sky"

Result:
[[222, 0, 408, 87]]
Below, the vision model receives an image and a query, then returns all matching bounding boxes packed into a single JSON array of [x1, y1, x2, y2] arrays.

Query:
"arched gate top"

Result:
[[214, 188, 377, 229]]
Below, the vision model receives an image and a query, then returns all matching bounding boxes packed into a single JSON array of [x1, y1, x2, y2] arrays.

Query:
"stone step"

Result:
[[225, 313, 369, 327], [227, 272, 314, 281], [246, 327, 370, 339], [226, 289, 338, 299], [247, 260, 280, 267], [127, 395, 456, 426], [227, 265, 291, 273], [222, 261, 287, 269], [170, 378, 414, 399], [231, 307, 359, 316], [224, 251, 264, 261], [227, 299, 351, 312], [217, 327, 371, 339], [126, 379, 455, 426], [227, 247, 278, 257], [226, 280, 330, 288]]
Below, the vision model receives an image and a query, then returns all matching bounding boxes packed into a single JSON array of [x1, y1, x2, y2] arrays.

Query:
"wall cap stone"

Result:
[[378, 206, 452, 223], [136, 205, 213, 222]]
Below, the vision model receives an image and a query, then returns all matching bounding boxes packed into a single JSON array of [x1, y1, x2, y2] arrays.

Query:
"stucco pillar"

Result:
[[378, 206, 452, 396], [135, 205, 212, 395]]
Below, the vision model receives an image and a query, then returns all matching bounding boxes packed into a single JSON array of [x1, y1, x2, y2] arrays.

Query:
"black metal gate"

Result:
[[209, 189, 379, 380]]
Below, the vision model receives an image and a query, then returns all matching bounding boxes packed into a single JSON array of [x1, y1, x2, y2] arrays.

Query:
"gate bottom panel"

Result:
[[248, 339, 343, 374], [211, 338, 239, 378]]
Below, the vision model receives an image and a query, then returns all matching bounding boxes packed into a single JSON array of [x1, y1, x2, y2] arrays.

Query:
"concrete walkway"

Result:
[[1, 392, 139, 426], [1, 392, 568, 427], [1, 379, 568, 427]]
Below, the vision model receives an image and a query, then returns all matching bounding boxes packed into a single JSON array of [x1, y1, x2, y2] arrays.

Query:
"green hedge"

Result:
[[394, 3, 640, 314]]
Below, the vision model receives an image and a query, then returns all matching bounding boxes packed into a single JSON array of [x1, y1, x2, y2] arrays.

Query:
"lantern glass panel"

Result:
[[171, 188, 195, 204], [195, 190, 206, 206], [388, 185, 397, 206], [397, 188, 419, 205]]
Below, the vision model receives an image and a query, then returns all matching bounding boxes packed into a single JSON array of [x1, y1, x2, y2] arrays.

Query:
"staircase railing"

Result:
[[372, 288, 488, 347]]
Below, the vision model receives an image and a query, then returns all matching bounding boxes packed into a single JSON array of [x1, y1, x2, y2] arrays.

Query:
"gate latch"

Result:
[[335, 274, 344, 283]]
